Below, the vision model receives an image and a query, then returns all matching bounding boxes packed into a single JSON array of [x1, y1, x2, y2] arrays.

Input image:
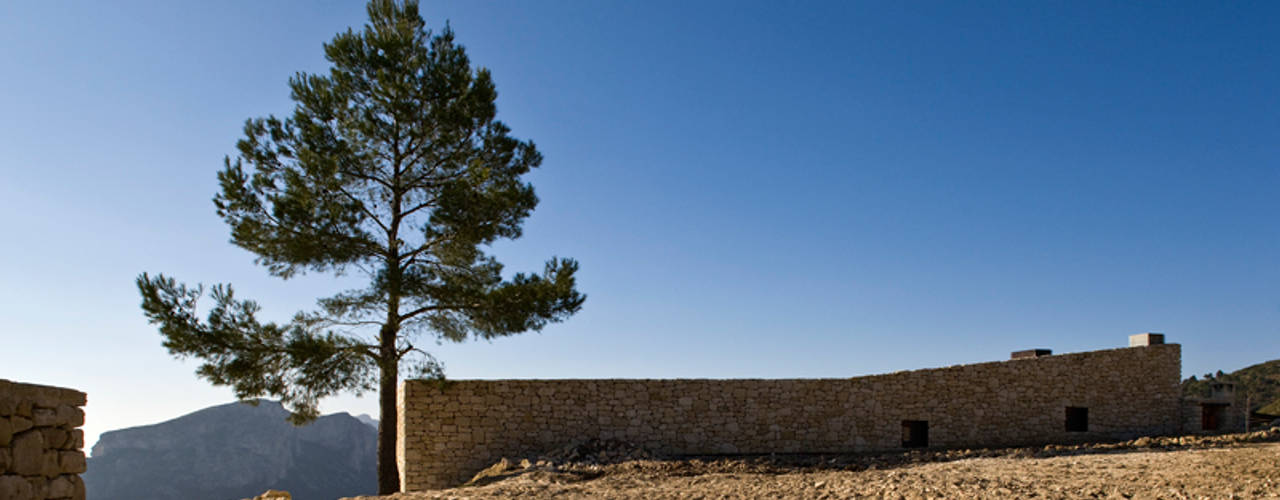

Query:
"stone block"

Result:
[[43, 449, 62, 478], [48, 475, 76, 498], [0, 475, 34, 500], [1, 380, 86, 408], [11, 429, 45, 475], [56, 405, 85, 428], [25, 476, 47, 499], [11, 416, 32, 434], [40, 427, 69, 449], [0, 396, 14, 416], [0, 417, 11, 446], [60, 450, 86, 474], [0, 446, 10, 473], [69, 429, 84, 450], [32, 408, 57, 427], [70, 475, 86, 500], [16, 400, 32, 418]]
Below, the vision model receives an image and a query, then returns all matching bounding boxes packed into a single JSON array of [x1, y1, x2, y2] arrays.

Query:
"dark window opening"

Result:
[[1201, 404, 1227, 431], [1065, 407, 1089, 432], [901, 420, 928, 448]]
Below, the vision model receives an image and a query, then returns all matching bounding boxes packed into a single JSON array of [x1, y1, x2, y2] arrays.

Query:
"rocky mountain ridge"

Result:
[[84, 400, 375, 500]]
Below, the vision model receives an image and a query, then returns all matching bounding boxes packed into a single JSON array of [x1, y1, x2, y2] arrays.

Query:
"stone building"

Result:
[[396, 333, 1239, 491], [1182, 381, 1245, 433]]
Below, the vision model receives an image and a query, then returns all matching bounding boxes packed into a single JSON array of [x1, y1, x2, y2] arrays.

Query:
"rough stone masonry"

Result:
[[398, 338, 1185, 491], [0, 379, 87, 500]]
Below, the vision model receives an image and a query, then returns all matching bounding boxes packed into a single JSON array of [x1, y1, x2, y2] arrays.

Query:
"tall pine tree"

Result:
[[136, 1, 584, 493]]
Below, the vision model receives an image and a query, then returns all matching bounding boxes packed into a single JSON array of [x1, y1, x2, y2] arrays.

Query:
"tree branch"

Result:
[[339, 167, 393, 190], [397, 237, 446, 267], [398, 302, 478, 322], [398, 196, 438, 220], [332, 184, 390, 234], [253, 209, 382, 261]]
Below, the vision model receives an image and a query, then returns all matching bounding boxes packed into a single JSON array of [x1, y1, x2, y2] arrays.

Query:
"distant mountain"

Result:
[[355, 414, 378, 429], [84, 400, 376, 500], [1182, 359, 1280, 415]]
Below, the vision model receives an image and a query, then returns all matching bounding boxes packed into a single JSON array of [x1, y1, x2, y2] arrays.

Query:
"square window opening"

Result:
[[1065, 406, 1089, 432], [901, 420, 928, 448]]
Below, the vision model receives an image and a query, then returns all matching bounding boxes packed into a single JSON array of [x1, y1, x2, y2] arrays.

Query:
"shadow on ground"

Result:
[[463, 427, 1280, 488]]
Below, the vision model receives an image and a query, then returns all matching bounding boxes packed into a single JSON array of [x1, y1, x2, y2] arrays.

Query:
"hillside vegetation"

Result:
[[1182, 359, 1280, 415]]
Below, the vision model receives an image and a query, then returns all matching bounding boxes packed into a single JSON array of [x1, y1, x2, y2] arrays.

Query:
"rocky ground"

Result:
[[349, 429, 1280, 499]]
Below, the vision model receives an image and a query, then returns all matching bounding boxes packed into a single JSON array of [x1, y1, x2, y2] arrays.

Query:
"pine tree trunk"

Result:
[[381, 177, 404, 495], [377, 356, 399, 494], [377, 314, 401, 495]]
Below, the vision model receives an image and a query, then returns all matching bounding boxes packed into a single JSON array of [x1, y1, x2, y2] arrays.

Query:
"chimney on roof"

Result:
[[1210, 382, 1236, 400], [1129, 333, 1165, 347], [1011, 349, 1052, 360]]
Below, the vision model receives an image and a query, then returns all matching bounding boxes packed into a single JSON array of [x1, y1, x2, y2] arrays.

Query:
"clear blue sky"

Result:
[[2, 1, 1276, 452]]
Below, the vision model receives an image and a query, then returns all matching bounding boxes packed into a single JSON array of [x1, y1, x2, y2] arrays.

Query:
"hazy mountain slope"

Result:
[[355, 414, 379, 429], [83, 400, 376, 500]]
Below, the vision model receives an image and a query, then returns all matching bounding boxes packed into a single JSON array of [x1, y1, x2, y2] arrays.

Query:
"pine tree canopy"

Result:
[[136, 0, 584, 492]]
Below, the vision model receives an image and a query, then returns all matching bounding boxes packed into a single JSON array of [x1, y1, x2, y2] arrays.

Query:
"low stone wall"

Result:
[[0, 380, 87, 500], [399, 344, 1182, 490]]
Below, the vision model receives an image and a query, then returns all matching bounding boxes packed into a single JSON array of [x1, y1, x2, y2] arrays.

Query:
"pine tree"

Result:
[[136, 1, 584, 493]]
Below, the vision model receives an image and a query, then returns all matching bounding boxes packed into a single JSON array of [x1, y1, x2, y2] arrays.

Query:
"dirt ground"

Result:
[[351, 429, 1280, 499]]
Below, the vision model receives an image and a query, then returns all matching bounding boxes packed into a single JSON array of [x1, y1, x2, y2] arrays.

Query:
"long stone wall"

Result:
[[0, 380, 87, 500], [398, 343, 1182, 491]]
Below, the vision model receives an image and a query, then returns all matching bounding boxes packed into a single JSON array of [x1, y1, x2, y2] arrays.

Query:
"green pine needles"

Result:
[[136, 0, 584, 493]]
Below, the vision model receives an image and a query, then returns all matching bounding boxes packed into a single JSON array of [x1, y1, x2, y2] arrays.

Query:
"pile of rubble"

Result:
[[466, 439, 658, 486], [537, 438, 657, 465]]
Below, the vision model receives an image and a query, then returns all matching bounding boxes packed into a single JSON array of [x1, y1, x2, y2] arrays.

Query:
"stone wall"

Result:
[[399, 344, 1182, 490], [1181, 398, 1246, 434], [0, 380, 87, 500]]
